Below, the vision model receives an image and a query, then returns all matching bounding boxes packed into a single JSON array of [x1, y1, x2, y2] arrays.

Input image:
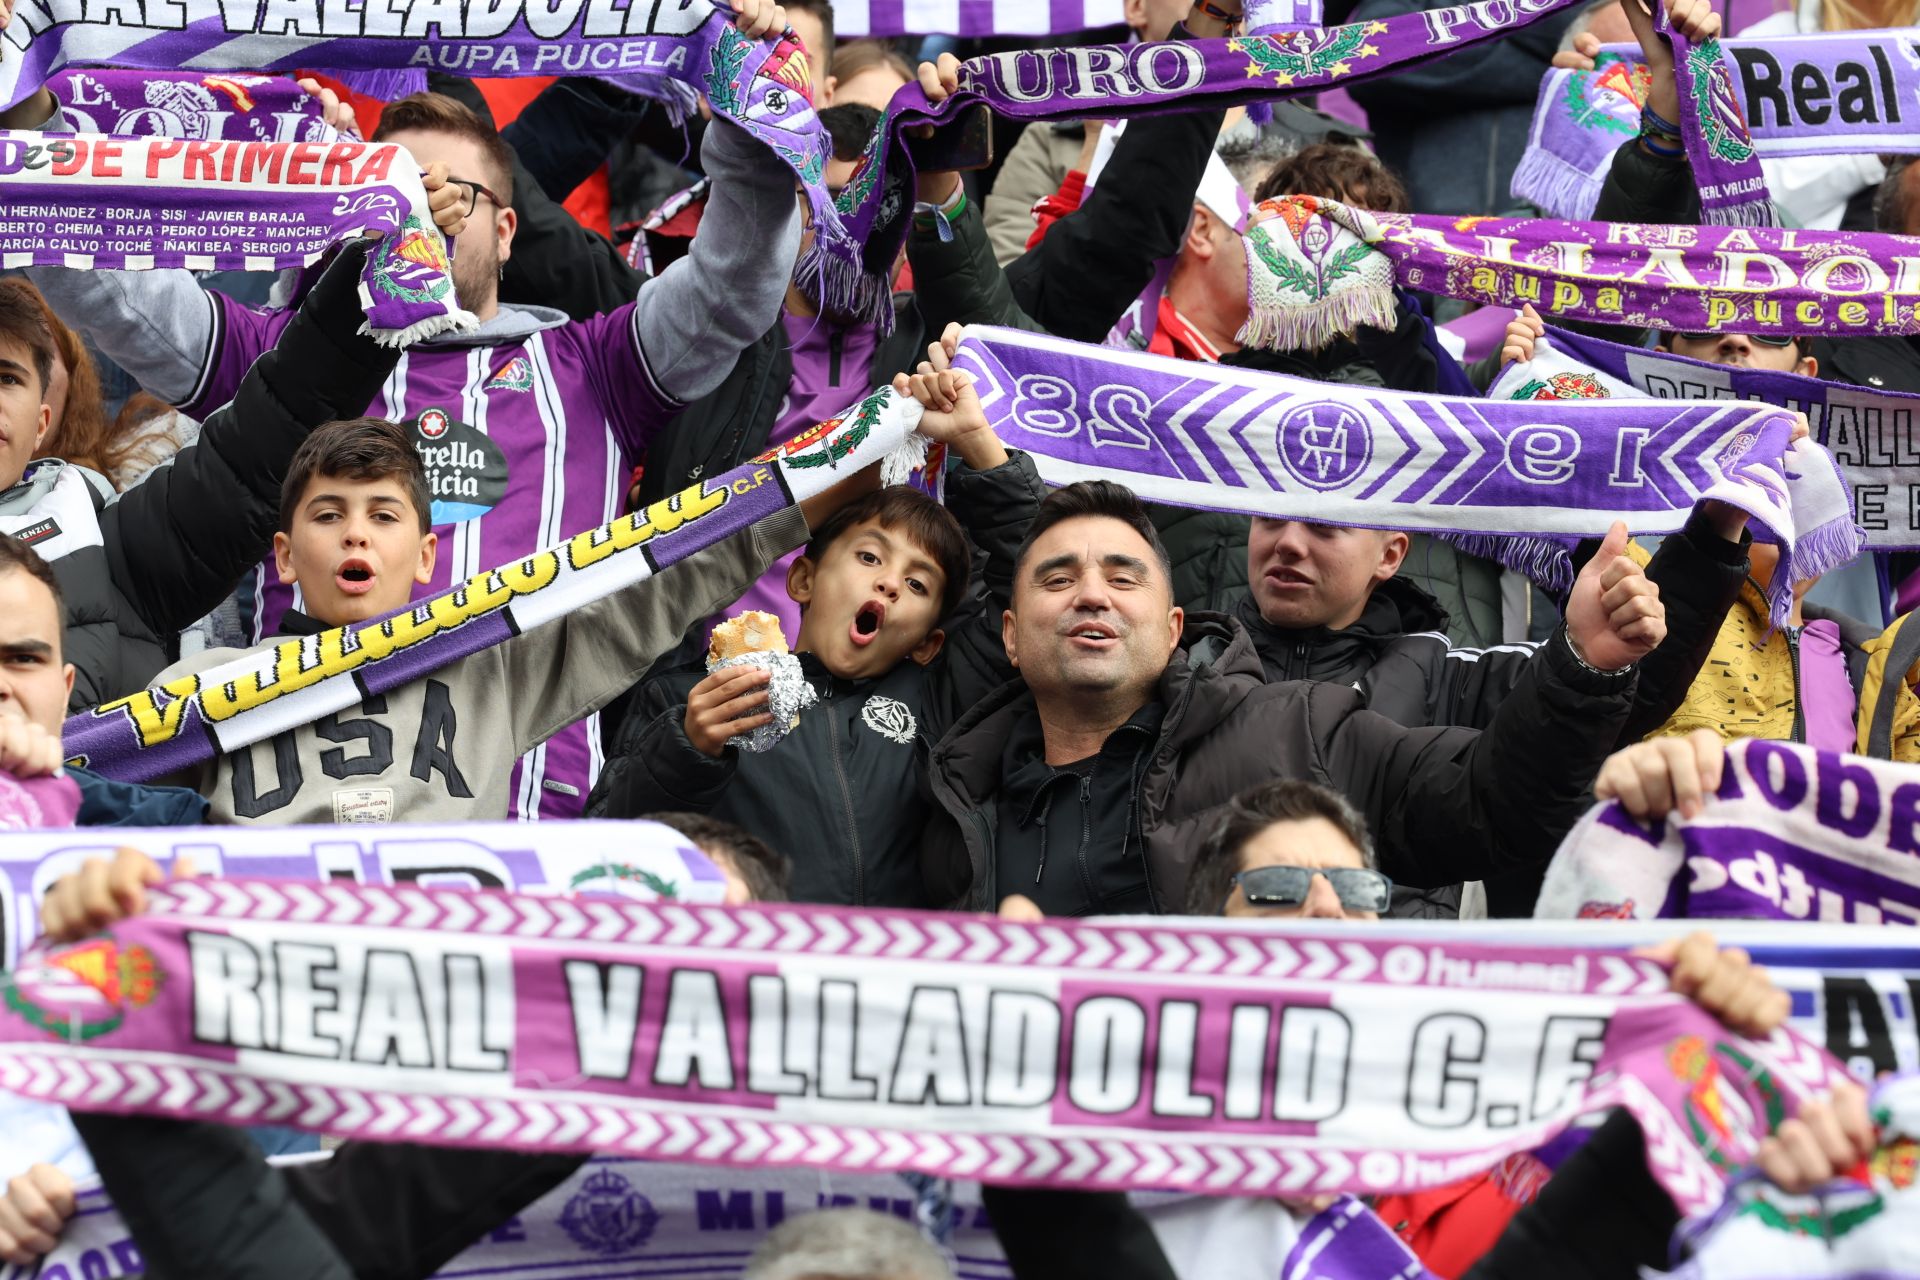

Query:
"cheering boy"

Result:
[[149, 373, 977, 826], [587, 328, 1044, 908]]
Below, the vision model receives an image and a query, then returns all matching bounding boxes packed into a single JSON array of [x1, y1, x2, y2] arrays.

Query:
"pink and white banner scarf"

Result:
[[0, 878, 1852, 1214], [0, 127, 469, 345]]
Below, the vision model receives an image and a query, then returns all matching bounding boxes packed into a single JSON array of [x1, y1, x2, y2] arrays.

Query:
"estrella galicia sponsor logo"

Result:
[[484, 356, 535, 393], [411, 408, 508, 525], [1276, 400, 1371, 492], [560, 1169, 660, 1254], [12, 516, 59, 546]]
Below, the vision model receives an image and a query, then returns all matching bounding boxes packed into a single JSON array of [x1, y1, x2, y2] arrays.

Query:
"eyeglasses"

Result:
[[1675, 331, 1797, 349], [449, 175, 508, 215], [1229, 865, 1393, 913]]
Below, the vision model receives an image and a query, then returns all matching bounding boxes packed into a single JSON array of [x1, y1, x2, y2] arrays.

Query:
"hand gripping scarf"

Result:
[[947, 324, 1815, 624], [0, 125, 469, 344], [1517, 30, 1920, 221], [0, 875, 1853, 1213], [1489, 332, 1869, 587], [1240, 196, 1920, 340], [60, 385, 927, 783], [1654, 1, 1774, 228], [1488, 323, 1920, 549], [1537, 740, 1920, 927]]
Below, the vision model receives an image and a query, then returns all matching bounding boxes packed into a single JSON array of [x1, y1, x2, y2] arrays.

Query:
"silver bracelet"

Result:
[[1562, 624, 1635, 677]]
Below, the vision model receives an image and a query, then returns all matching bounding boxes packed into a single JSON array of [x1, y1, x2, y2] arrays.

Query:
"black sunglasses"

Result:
[[1229, 865, 1393, 912], [449, 175, 508, 214], [1676, 331, 1797, 349]]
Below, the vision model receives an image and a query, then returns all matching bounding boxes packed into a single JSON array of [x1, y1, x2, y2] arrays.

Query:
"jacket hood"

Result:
[[427, 302, 570, 347], [1232, 574, 1449, 676], [0, 458, 112, 516], [931, 612, 1265, 812]]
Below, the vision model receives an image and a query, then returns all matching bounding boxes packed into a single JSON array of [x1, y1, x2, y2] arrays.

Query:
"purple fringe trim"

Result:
[[1509, 145, 1604, 221], [1791, 515, 1869, 592], [794, 235, 896, 336], [1440, 533, 1576, 598], [328, 67, 428, 102], [1701, 198, 1780, 228]]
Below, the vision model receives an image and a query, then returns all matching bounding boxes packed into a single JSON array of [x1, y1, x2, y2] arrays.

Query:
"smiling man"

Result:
[[922, 481, 1667, 917]]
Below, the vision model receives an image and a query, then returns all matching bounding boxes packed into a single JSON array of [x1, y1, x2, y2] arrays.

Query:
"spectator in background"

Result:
[[1345, 0, 1581, 217], [644, 811, 794, 904], [981, 0, 1193, 264], [828, 40, 914, 109], [783, 0, 837, 102], [4, 281, 182, 492]]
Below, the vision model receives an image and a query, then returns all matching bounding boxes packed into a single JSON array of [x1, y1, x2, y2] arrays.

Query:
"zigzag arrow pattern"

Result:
[[148, 881, 1671, 996], [0, 1049, 1596, 1199]]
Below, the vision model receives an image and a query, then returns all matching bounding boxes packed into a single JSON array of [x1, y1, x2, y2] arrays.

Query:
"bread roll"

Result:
[[708, 611, 789, 665]]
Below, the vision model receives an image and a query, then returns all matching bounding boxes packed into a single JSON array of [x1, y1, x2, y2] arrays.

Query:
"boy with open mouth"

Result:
[[588, 328, 1044, 909]]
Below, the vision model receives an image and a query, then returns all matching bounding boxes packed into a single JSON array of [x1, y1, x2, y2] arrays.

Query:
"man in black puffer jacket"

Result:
[[0, 239, 401, 709]]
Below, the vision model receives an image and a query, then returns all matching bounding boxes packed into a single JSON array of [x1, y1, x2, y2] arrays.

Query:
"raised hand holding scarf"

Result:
[[1517, 31, 1920, 220], [0, 128, 469, 344], [948, 324, 1819, 624]]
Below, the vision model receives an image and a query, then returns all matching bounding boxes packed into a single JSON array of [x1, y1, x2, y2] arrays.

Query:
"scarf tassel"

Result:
[[1508, 146, 1606, 222], [795, 235, 897, 336], [356, 284, 478, 349], [1439, 532, 1577, 599], [1701, 199, 1780, 229], [1237, 283, 1397, 355]]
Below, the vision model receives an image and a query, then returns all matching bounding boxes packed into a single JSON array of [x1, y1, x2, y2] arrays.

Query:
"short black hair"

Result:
[[820, 103, 880, 164], [0, 535, 63, 613], [1183, 779, 1375, 916], [645, 812, 792, 903], [804, 486, 971, 620], [280, 417, 432, 534], [1013, 481, 1172, 581], [1875, 156, 1916, 235]]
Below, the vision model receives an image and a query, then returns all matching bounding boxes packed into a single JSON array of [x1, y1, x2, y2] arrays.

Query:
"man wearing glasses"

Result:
[[2, 0, 799, 822]]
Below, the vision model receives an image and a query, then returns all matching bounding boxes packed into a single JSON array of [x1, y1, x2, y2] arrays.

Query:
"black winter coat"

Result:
[[18, 240, 398, 710], [922, 612, 1636, 914], [587, 452, 1048, 907]]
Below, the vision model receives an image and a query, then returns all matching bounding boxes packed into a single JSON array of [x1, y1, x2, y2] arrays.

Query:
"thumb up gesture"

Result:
[[1564, 521, 1664, 672]]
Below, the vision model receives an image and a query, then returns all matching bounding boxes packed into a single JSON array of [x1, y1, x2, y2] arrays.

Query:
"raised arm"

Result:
[[94, 241, 400, 653]]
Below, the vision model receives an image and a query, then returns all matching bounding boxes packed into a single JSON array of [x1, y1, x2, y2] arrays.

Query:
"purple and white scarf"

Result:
[[1489, 333, 1869, 587], [836, 0, 1123, 38], [1491, 323, 1920, 555], [952, 324, 1815, 617], [51, 69, 334, 142], [0, 877, 1851, 1213], [1657, 2, 1774, 227], [1537, 740, 1920, 927], [0, 129, 469, 345], [1243, 197, 1920, 339], [1517, 31, 1920, 221]]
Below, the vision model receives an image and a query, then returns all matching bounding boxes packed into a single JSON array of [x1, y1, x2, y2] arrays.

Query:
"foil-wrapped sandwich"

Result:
[[708, 610, 816, 753]]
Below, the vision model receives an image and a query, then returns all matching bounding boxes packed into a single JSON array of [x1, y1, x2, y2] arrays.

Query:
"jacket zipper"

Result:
[[1073, 772, 1099, 910], [1787, 624, 1805, 744], [1287, 640, 1308, 682], [829, 329, 846, 386], [824, 687, 866, 904]]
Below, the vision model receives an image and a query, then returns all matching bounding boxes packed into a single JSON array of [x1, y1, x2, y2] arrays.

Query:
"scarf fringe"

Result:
[[328, 67, 427, 102], [1441, 532, 1576, 598], [879, 420, 929, 489], [1508, 146, 1604, 221], [1791, 515, 1868, 589], [1237, 283, 1396, 354], [1702, 198, 1780, 228], [357, 298, 478, 349], [795, 236, 897, 336]]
